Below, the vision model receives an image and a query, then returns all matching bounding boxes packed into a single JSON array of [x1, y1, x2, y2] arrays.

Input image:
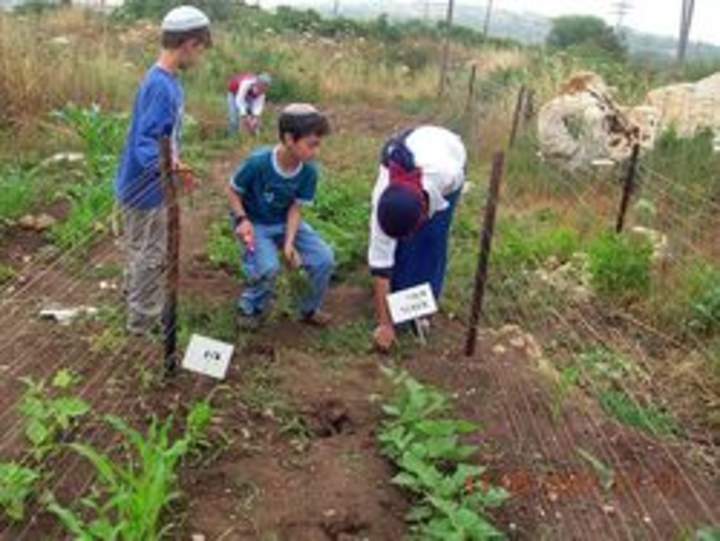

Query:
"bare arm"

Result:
[[226, 184, 254, 250], [373, 276, 393, 328], [283, 202, 303, 268], [225, 183, 247, 218], [285, 201, 302, 249], [372, 275, 396, 351]]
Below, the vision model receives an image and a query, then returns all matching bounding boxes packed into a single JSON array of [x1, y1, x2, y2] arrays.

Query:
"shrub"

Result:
[[305, 172, 371, 273], [599, 390, 679, 436], [687, 270, 720, 336], [0, 167, 38, 221], [547, 16, 626, 60], [492, 215, 581, 273], [588, 232, 652, 301]]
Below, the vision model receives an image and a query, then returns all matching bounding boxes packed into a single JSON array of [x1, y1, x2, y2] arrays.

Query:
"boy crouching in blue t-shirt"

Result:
[[225, 104, 335, 329]]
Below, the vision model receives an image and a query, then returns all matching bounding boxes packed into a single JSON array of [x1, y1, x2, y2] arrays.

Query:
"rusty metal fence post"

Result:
[[616, 143, 641, 233], [160, 137, 180, 375], [465, 152, 505, 357], [465, 64, 478, 116], [508, 85, 527, 149]]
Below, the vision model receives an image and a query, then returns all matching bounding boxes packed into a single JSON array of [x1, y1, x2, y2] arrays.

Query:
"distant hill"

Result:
[[285, 0, 720, 62]]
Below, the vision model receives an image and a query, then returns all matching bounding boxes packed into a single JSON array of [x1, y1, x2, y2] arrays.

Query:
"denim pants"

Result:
[[227, 92, 240, 135], [238, 221, 335, 317], [390, 189, 461, 301]]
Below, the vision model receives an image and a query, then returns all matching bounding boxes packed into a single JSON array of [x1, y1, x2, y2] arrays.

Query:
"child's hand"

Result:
[[243, 117, 259, 136], [373, 324, 396, 352], [235, 220, 255, 252], [283, 244, 302, 269]]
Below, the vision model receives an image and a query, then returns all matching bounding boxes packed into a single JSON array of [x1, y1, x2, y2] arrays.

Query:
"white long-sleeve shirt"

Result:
[[368, 126, 467, 271], [235, 77, 266, 117]]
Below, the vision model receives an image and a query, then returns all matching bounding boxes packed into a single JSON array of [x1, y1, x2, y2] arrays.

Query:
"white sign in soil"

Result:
[[182, 334, 234, 380], [387, 283, 438, 325]]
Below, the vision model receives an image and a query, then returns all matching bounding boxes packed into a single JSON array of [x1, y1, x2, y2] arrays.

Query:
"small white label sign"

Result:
[[387, 283, 438, 325], [182, 334, 234, 380]]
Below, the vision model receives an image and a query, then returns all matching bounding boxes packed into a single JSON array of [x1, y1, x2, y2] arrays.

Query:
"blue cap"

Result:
[[378, 185, 424, 239]]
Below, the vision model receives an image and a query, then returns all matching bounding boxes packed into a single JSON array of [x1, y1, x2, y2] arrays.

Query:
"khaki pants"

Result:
[[122, 206, 167, 332]]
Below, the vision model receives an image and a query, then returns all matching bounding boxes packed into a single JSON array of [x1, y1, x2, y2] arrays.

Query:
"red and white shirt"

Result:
[[228, 73, 267, 117]]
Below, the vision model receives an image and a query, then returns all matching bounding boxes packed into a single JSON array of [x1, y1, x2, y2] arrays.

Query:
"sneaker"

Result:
[[127, 313, 162, 338], [301, 310, 332, 327]]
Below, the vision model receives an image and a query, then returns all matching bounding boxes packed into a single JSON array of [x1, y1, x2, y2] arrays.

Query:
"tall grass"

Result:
[[0, 10, 135, 138]]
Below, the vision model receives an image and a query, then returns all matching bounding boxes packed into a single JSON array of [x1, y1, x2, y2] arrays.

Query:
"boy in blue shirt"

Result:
[[115, 6, 211, 335], [226, 104, 335, 328]]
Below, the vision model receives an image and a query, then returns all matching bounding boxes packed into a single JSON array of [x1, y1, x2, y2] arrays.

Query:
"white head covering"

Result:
[[282, 103, 319, 116], [161, 5, 210, 32]]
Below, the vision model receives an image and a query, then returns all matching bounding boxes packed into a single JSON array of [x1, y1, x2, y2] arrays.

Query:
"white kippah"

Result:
[[282, 103, 319, 116], [161, 5, 210, 32]]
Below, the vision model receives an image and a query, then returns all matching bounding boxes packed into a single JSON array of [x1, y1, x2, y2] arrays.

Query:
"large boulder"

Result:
[[538, 72, 658, 172], [646, 72, 720, 137]]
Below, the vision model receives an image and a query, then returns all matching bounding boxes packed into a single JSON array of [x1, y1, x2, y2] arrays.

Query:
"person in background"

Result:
[[227, 72, 272, 136], [115, 5, 211, 336], [368, 126, 467, 351], [226, 104, 335, 329]]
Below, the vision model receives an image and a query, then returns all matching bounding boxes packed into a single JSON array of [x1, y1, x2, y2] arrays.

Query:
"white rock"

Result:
[[39, 305, 99, 325], [18, 214, 56, 232], [41, 152, 85, 167], [538, 71, 657, 172], [647, 72, 720, 137]]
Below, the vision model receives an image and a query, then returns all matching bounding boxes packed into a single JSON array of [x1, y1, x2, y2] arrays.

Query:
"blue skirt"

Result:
[[391, 189, 461, 301]]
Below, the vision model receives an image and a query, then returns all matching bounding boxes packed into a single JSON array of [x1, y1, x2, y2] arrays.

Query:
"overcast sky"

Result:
[[495, 0, 717, 44], [261, 0, 719, 45]]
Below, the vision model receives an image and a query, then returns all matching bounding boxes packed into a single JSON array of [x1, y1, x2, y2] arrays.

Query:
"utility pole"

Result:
[[677, 0, 696, 64], [483, 0, 494, 37], [438, 0, 455, 96], [612, 0, 632, 31], [333, 0, 340, 17]]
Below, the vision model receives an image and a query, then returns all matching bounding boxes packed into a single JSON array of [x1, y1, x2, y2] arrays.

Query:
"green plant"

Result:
[[305, 171, 371, 273], [178, 298, 236, 349], [312, 320, 374, 355], [547, 16, 626, 60], [379, 370, 507, 539], [49, 403, 212, 540], [49, 105, 127, 252], [0, 263, 17, 285], [588, 232, 652, 301], [206, 220, 239, 273], [695, 527, 720, 541], [492, 218, 581, 273], [0, 166, 37, 221], [550, 365, 580, 419], [18, 371, 90, 460], [599, 390, 679, 437], [185, 400, 214, 450], [0, 462, 40, 522], [577, 347, 644, 386], [688, 281, 720, 336], [576, 448, 615, 492]]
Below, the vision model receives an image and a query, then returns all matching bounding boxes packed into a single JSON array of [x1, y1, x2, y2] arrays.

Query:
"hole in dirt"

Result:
[[245, 343, 276, 358], [305, 399, 354, 438], [320, 510, 369, 540]]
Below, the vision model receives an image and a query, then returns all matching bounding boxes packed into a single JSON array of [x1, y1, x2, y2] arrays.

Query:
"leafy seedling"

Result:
[[0, 462, 40, 522]]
